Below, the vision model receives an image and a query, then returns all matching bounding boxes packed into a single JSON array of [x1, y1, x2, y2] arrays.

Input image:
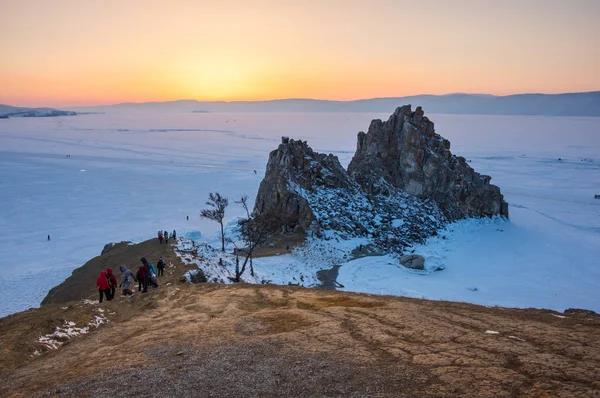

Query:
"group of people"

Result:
[[95, 267, 122, 302], [96, 255, 168, 302], [158, 229, 177, 244]]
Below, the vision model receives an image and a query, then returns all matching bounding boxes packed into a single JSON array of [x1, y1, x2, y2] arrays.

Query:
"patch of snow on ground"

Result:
[[37, 315, 108, 351], [176, 236, 364, 287]]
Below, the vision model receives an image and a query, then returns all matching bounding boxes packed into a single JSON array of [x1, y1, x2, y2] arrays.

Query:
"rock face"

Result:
[[253, 138, 350, 232], [348, 105, 508, 219], [253, 107, 509, 252]]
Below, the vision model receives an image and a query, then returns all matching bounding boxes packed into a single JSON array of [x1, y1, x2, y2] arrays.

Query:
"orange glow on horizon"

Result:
[[1, 0, 599, 108]]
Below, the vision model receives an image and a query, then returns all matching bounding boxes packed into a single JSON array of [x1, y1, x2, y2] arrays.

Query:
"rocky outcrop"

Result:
[[348, 105, 508, 219], [253, 107, 508, 252], [253, 137, 350, 233]]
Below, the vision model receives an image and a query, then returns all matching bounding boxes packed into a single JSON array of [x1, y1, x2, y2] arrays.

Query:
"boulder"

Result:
[[101, 241, 131, 255], [348, 105, 508, 219], [399, 254, 425, 270]]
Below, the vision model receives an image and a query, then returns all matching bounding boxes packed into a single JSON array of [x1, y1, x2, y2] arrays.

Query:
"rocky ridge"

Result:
[[349, 105, 508, 219], [253, 106, 508, 252]]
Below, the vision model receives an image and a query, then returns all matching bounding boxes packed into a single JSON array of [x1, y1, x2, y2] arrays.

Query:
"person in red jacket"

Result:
[[105, 268, 118, 300], [96, 271, 111, 303]]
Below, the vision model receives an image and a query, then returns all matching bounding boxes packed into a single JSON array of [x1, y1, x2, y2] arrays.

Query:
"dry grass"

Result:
[[1, 240, 600, 397]]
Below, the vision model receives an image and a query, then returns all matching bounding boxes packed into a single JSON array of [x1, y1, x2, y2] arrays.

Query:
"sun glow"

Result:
[[0, 0, 598, 107]]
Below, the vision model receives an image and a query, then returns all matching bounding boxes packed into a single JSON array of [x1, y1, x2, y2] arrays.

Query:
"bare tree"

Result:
[[235, 194, 250, 218], [233, 211, 287, 282], [200, 192, 229, 252], [234, 195, 253, 275]]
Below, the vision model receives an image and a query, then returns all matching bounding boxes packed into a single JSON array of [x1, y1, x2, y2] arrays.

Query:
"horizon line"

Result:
[[73, 90, 600, 109], [3, 90, 600, 109]]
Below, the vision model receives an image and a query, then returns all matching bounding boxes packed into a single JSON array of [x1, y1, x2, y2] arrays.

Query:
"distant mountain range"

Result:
[[74, 92, 600, 116], [0, 104, 76, 118], [3, 91, 600, 117]]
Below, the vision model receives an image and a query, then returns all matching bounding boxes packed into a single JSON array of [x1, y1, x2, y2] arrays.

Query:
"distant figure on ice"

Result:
[[254, 170, 257, 174], [119, 265, 135, 298], [164, 231, 169, 244], [47, 235, 50, 241], [106, 267, 118, 300], [187, 215, 189, 221], [158, 231, 163, 244], [96, 271, 111, 303], [172, 229, 176, 240], [157, 256, 165, 277]]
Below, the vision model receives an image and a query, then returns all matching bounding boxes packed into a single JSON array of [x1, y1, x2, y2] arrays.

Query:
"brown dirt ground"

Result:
[[1, 239, 599, 397]]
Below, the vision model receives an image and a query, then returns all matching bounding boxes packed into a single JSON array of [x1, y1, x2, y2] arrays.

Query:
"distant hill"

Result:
[[0, 104, 76, 118], [71, 91, 600, 116]]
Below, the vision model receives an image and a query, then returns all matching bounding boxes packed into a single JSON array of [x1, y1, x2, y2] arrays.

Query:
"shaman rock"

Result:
[[348, 105, 508, 219], [253, 137, 350, 233]]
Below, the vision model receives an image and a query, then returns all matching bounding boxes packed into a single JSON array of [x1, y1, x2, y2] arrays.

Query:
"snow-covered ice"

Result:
[[1, 111, 599, 317]]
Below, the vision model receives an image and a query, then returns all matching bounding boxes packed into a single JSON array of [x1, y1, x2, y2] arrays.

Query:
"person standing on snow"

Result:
[[157, 256, 165, 277], [96, 271, 111, 303], [105, 268, 118, 300], [119, 265, 135, 298], [172, 230, 177, 240]]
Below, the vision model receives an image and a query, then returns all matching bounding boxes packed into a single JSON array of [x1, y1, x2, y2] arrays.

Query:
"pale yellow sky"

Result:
[[1, 0, 599, 107]]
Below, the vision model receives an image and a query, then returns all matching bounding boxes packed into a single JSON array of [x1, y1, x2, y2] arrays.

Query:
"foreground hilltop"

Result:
[[1, 239, 599, 397]]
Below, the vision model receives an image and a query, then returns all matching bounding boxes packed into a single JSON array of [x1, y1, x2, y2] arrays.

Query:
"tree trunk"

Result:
[[250, 254, 254, 277], [220, 221, 225, 252], [237, 252, 252, 282]]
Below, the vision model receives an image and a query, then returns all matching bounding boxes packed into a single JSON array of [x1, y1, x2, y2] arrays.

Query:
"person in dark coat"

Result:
[[172, 230, 176, 240], [136, 266, 145, 292], [157, 256, 165, 277], [140, 257, 150, 292], [140, 257, 158, 290], [164, 231, 169, 244], [106, 267, 118, 300], [96, 271, 111, 303]]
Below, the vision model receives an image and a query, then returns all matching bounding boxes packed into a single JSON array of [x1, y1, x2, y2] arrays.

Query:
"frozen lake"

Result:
[[1, 111, 599, 317]]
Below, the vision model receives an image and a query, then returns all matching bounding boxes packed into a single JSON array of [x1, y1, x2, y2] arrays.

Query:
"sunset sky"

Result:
[[1, 0, 599, 107]]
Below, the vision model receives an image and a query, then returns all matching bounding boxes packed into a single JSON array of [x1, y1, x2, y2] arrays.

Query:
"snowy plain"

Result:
[[0, 111, 599, 317]]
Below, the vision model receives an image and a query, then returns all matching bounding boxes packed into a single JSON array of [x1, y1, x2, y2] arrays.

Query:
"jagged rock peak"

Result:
[[253, 137, 350, 233], [348, 105, 509, 219]]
